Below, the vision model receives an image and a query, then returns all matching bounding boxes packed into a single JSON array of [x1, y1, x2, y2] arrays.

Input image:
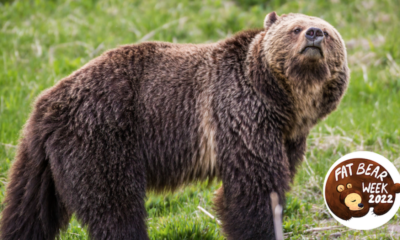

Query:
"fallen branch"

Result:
[[270, 192, 284, 240], [304, 226, 344, 233], [0, 142, 17, 148], [197, 206, 221, 224], [283, 232, 293, 237]]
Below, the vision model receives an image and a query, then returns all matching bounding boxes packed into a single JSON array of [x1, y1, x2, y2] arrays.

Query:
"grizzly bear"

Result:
[[0, 12, 349, 240], [325, 159, 400, 220]]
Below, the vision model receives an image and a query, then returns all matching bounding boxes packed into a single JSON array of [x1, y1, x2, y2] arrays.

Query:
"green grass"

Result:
[[1, 0, 400, 239]]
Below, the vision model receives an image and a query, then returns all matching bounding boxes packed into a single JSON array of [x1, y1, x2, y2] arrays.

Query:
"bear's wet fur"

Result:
[[1, 12, 349, 240]]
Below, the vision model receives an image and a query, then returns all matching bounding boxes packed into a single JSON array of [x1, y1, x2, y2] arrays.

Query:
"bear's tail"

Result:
[[1, 117, 69, 240]]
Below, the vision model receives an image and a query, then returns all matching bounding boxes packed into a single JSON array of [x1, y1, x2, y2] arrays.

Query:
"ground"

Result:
[[0, 0, 399, 239]]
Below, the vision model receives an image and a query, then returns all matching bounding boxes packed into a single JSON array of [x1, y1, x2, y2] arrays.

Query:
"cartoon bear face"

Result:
[[337, 183, 364, 211]]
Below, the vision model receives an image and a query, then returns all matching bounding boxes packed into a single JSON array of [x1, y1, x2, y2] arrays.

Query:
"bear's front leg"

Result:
[[285, 136, 307, 180], [214, 132, 291, 240]]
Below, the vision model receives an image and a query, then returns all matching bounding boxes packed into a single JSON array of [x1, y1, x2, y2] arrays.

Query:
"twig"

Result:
[[270, 192, 284, 240], [303, 156, 315, 175], [0, 178, 8, 185], [283, 232, 293, 237], [68, 232, 80, 236], [197, 206, 221, 224], [0, 142, 17, 148], [304, 226, 344, 233]]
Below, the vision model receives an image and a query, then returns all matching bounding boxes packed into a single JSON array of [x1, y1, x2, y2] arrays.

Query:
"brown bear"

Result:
[[325, 159, 400, 220], [0, 12, 349, 240]]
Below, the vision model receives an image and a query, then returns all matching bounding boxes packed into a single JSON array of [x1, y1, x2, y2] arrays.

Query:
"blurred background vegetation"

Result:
[[0, 0, 399, 239]]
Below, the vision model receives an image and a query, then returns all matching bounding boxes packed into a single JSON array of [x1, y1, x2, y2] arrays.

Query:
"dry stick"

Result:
[[0, 142, 17, 148], [270, 192, 284, 240], [197, 206, 221, 224], [304, 226, 344, 233], [284, 232, 293, 237]]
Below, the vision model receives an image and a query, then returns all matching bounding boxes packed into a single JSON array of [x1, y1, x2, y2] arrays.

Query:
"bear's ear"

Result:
[[337, 184, 345, 192], [264, 12, 279, 29], [347, 183, 352, 189]]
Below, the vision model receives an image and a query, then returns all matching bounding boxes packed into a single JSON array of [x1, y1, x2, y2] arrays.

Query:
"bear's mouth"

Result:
[[353, 206, 364, 211], [301, 46, 323, 58]]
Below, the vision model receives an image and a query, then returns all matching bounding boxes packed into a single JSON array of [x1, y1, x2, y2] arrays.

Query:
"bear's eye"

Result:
[[324, 31, 329, 37], [351, 199, 356, 202], [294, 28, 301, 34]]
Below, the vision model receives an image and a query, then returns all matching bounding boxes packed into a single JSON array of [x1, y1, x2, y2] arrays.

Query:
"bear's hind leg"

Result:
[[79, 171, 148, 240], [47, 127, 149, 240]]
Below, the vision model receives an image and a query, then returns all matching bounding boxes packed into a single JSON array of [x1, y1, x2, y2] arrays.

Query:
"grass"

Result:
[[0, 0, 400, 239]]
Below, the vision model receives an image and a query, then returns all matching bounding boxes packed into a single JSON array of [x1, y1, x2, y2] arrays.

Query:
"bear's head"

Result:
[[337, 183, 364, 211], [261, 12, 347, 84]]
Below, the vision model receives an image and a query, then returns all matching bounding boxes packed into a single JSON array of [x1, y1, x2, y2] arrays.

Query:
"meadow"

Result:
[[0, 0, 399, 239]]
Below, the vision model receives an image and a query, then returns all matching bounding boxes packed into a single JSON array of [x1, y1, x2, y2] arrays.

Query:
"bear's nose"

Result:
[[358, 203, 364, 208], [305, 27, 324, 47], [306, 27, 324, 39]]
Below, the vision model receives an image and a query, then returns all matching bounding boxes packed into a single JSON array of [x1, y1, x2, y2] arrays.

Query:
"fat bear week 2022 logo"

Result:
[[323, 151, 400, 230]]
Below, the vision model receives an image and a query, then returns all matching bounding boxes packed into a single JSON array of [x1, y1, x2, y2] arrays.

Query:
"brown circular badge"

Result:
[[323, 152, 400, 229]]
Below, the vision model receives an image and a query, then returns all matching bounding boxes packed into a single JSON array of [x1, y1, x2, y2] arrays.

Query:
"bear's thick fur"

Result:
[[1, 12, 349, 240]]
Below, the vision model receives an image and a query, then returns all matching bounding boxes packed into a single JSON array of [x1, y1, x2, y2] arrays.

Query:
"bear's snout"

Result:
[[358, 203, 364, 208], [305, 27, 324, 47], [301, 27, 324, 59]]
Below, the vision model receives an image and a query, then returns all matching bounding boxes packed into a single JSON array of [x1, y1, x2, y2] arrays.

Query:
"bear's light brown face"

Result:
[[263, 12, 347, 84], [344, 193, 363, 211], [337, 183, 364, 211]]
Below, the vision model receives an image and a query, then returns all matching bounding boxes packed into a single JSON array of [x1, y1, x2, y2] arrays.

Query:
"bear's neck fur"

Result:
[[221, 29, 325, 140]]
